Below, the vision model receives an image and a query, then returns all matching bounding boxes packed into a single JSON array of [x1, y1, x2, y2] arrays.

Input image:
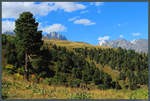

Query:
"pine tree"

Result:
[[14, 12, 43, 81]]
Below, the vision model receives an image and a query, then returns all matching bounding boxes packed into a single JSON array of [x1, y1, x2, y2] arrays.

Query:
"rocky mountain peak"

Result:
[[42, 32, 67, 40], [98, 38, 148, 53]]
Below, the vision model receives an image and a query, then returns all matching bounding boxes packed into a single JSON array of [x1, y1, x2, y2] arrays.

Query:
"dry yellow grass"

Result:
[[44, 39, 109, 49], [2, 72, 148, 100], [44, 39, 119, 81], [86, 59, 120, 81]]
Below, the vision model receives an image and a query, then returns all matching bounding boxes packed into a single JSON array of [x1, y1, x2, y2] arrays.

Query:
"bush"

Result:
[[69, 79, 81, 87], [4, 64, 15, 74], [115, 81, 122, 89], [53, 73, 67, 85], [2, 90, 8, 100], [98, 84, 108, 90], [14, 73, 23, 80], [5, 64, 14, 69], [42, 78, 52, 85], [16, 67, 24, 75]]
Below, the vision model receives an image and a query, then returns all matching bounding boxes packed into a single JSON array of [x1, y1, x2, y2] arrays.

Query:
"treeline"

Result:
[[2, 34, 148, 90], [2, 12, 148, 91], [73, 47, 148, 89], [2, 34, 121, 90]]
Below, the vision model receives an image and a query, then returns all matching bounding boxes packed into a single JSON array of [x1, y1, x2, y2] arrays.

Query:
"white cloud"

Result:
[[2, 2, 54, 18], [2, 2, 86, 18], [2, 20, 66, 33], [132, 32, 141, 36], [74, 19, 96, 26], [98, 36, 110, 41], [98, 36, 110, 46], [120, 35, 123, 38], [68, 16, 80, 22], [95, 2, 104, 6], [54, 2, 86, 12], [41, 24, 67, 33], [80, 10, 88, 14], [90, 2, 104, 6], [38, 22, 42, 30], [2, 20, 15, 33]]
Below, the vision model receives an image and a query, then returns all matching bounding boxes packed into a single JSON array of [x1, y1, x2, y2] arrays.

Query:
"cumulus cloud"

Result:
[[80, 10, 88, 14], [2, 20, 15, 33], [98, 36, 110, 41], [120, 35, 123, 38], [68, 16, 80, 22], [132, 32, 141, 36], [98, 36, 110, 46], [2, 20, 66, 33], [2, 2, 86, 18], [2, 2, 54, 18], [90, 2, 104, 6], [74, 19, 96, 26], [54, 2, 86, 12], [41, 24, 67, 33]]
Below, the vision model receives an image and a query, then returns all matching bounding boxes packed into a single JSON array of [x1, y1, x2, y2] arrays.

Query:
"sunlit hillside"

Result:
[[2, 35, 148, 100], [2, 72, 148, 99], [44, 39, 109, 49]]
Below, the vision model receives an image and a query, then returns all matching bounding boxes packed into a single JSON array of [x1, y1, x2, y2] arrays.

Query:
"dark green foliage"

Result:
[[98, 84, 108, 90], [119, 72, 126, 80], [70, 79, 81, 87], [14, 12, 43, 55], [14, 12, 43, 81], [115, 81, 122, 89], [2, 34, 148, 90], [73, 47, 148, 89], [2, 12, 147, 90]]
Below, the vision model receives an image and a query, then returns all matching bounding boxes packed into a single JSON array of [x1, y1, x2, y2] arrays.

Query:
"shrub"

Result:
[[5, 64, 14, 69], [42, 78, 52, 85], [98, 84, 108, 90], [2, 91, 8, 100], [115, 81, 122, 89], [5, 64, 15, 74], [69, 79, 81, 87], [16, 67, 24, 75]]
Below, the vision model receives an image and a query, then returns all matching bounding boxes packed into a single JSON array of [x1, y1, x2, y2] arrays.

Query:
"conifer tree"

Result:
[[14, 12, 43, 81]]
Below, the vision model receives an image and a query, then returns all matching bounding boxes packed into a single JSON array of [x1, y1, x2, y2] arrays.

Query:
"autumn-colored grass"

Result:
[[44, 39, 120, 81], [2, 72, 148, 100], [44, 39, 109, 49]]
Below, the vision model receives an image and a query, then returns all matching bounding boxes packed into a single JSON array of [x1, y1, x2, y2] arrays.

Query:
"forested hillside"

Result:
[[2, 34, 148, 91]]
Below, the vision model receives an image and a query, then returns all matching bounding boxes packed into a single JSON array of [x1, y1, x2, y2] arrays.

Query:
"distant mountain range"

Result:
[[42, 32, 67, 40], [3, 31, 67, 41], [98, 39, 148, 53], [3, 31, 148, 53]]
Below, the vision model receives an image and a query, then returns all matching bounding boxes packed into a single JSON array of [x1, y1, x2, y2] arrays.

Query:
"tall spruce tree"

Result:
[[14, 12, 43, 81]]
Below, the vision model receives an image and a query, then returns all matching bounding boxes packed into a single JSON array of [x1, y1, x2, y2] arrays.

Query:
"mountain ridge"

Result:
[[42, 32, 67, 40], [98, 38, 148, 53]]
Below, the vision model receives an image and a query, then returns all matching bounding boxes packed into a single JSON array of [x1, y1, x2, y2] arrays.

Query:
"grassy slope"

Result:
[[44, 39, 109, 49], [2, 39, 148, 99], [2, 72, 148, 99], [45, 40, 120, 81], [44, 39, 148, 89]]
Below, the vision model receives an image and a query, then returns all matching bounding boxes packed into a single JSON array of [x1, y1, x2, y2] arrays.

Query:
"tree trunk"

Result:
[[25, 53, 29, 81]]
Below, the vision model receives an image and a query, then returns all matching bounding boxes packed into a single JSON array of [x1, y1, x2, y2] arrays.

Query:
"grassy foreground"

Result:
[[2, 72, 148, 100]]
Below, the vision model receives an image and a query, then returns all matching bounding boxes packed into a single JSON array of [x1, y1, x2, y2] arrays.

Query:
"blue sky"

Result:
[[2, 2, 148, 45]]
